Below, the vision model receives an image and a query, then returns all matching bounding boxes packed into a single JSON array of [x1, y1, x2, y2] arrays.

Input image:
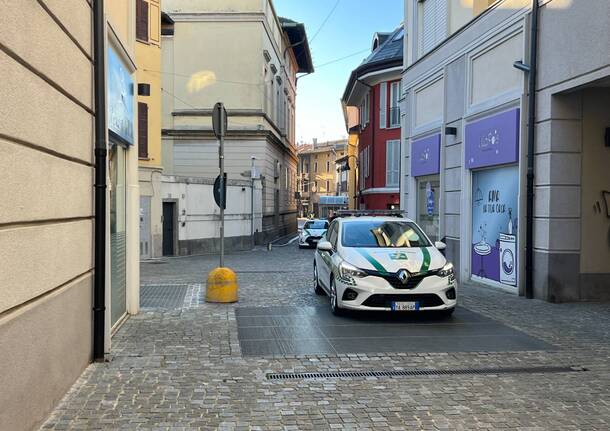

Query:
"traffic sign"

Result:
[[213, 173, 227, 210], [212, 102, 228, 139]]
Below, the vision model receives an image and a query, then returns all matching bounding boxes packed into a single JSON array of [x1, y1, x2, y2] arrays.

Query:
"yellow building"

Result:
[[339, 105, 360, 209], [297, 139, 349, 218], [135, 0, 164, 258]]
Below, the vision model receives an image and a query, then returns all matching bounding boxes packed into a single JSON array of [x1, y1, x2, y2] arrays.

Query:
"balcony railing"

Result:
[[389, 107, 400, 128]]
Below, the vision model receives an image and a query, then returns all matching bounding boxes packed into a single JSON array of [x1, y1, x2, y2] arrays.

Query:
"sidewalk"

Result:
[[42, 246, 610, 430]]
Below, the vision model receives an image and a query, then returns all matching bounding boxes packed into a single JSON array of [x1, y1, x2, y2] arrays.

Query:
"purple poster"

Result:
[[411, 134, 440, 177], [465, 108, 520, 169], [471, 165, 519, 288]]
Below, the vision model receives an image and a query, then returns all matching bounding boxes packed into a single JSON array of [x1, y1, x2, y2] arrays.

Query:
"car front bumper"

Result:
[[299, 236, 322, 247], [335, 272, 457, 311]]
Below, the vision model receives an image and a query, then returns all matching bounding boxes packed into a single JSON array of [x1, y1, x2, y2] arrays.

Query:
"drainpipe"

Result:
[[525, 0, 540, 299], [93, 0, 107, 361]]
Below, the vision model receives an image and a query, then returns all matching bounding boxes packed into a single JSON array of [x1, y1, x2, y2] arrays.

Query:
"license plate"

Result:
[[391, 301, 419, 311]]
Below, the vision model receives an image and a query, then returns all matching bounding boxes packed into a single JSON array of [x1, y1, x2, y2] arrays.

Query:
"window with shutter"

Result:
[[136, 0, 149, 42], [379, 82, 387, 129], [386, 140, 400, 187], [421, 0, 448, 55], [138, 102, 149, 159]]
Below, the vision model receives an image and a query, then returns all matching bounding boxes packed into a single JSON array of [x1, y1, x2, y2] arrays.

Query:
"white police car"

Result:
[[313, 215, 457, 316], [299, 219, 329, 248]]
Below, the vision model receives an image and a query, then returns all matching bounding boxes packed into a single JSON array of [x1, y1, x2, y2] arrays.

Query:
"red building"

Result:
[[342, 28, 404, 210]]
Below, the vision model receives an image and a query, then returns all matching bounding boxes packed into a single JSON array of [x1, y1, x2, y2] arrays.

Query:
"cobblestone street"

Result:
[[42, 245, 610, 430]]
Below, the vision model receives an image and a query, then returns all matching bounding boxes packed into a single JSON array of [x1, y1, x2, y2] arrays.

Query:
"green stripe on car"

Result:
[[420, 247, 431, 272], [357, 249, 388, 275]]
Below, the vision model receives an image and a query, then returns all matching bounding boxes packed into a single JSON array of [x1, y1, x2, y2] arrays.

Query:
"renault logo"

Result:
[[397, 269, 409, 284]]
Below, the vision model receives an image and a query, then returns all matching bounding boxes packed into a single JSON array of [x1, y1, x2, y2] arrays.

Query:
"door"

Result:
[[416, 175, 440, 242], [139, 196, 151, 259], [317, 222, 336, 288], [162, 202, 175, 256]]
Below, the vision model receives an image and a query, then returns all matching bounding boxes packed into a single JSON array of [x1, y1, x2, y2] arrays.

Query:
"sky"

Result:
[[273, 0, 404, 145]]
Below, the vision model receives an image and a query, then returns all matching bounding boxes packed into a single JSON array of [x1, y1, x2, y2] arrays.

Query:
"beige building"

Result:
[[0, 1, 140, 429], [160, 0, 313, 252], [297, 139, 349, 218]]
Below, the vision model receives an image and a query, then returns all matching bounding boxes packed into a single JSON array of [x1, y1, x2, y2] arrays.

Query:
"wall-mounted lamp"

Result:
[[445, 127, 457, 136], [138, 83, 151, 96], [513, 61, 531, 73]]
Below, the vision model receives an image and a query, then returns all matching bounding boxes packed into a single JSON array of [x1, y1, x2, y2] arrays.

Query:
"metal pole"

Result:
[[251, 156, 255, 238], [93, 0, 107, 362], [219, 133, 225, 268]]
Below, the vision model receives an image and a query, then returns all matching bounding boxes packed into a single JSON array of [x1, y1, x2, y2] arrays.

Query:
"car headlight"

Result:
[[339, 261, 367, 278], [438, 262, 454, 278]]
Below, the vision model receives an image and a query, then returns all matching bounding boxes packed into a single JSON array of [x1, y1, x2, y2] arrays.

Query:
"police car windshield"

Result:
[[342, 221, 431, 248], [304, 220, 328, 229]]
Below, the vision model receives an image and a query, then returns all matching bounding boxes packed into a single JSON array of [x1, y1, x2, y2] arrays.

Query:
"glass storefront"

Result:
[[109, 144, 127, 326], [416, 175, 440, 242], [471, 165, 519, 288]]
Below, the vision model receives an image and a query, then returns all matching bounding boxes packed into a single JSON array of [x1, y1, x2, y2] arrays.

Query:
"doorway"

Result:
[[162, 202, 176, 256], [109, 144, 127, 327]]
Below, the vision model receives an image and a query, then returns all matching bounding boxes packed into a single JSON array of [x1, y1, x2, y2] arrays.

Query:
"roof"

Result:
[[342, 26, 404, 104], [279, 17, 315, 74]]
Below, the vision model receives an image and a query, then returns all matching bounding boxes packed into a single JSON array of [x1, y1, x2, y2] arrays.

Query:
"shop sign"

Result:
[[465, 108, 520, 169], [471, 165, 518, 287], [411, 134, 440, 177], [107, 47, 134, 145]]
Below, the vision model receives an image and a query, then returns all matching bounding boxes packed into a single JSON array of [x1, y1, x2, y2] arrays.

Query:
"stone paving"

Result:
[[41, 244, 610, 430]]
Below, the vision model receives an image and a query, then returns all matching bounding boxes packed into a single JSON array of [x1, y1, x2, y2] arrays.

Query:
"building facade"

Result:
[[136, 0, 164, 259], [338, 106, 361, 210], [297, 139, 349, 218], [0, 1, 140, 429], [161, 0, 313, 254], [342, 29, 404, 210], [401, 0, 610, 302]]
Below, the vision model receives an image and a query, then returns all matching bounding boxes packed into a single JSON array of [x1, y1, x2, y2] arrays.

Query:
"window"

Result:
[[379, 82, 387, 129], [326, 180, 330, 192], [305, 220, 329, 230], [342, 220, 431, 248], [390, 82, 401, 127], [314, 162, 318, 173], [365, 146, 370, 178], [360, 91, 370, 127], [326, 160, 330, 172], [138, 102, 148, 158], [386, 140, 400, 187], [136, 0, 149, 42], [420, 0, 448, 54]]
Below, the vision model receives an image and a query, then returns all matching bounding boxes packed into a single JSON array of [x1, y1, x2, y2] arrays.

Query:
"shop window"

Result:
[[471, 165, 519, 288], [416, 175, 440, 242], [136, 0, 149, 42]]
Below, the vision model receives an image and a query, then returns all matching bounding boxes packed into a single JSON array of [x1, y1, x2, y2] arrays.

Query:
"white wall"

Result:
[[162, 177, 263, 241]]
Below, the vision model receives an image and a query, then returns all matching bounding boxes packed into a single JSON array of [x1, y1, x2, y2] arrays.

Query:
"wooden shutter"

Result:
[[138, 102, 148, 159], [379, 82, 387, 129], [136, 0, 149, 42]]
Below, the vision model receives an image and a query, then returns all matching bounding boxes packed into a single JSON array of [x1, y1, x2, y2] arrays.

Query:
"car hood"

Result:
[[302, 228, 326, 237], [341, 246, 446, 274]]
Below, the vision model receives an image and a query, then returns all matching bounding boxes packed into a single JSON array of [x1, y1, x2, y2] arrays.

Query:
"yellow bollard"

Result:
[[206, 267, 238, 303]]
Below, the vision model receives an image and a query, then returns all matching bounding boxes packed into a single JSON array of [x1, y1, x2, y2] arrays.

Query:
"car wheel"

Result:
[[329, 277, 343, 316], [439, 307, 455, 318], [313, 264, 324, 295]]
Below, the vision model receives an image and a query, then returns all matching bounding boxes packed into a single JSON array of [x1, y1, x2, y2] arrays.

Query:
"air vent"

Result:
[[266, 366, 587, 381]]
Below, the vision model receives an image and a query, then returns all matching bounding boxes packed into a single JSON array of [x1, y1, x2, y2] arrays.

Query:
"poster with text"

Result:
[[471, 165, 519, 287]]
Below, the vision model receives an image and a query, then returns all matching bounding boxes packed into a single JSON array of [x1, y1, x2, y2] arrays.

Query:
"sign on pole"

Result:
[[213, 102, 228, 267]]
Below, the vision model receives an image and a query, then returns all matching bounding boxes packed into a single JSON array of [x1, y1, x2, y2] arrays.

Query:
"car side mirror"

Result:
[[317, 240, 333, 252], [435, 241, 446, 250]]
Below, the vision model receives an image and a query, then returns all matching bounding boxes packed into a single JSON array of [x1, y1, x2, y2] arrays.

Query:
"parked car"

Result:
[[313, 215, 457, 316], [299, 219, 329, 248]]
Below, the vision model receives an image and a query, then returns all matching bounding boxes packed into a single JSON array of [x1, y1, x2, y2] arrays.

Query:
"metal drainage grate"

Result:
[[266, 366, 587, 381]]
